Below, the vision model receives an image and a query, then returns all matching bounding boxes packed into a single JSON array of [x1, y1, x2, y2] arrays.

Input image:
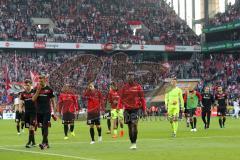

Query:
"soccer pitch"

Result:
[[0, 117, 239, 160]]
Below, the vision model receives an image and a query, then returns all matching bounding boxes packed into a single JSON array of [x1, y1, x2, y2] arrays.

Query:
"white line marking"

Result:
[[0, 135, 237, 159], [0, 147, 97, 160], [0, 140, 125, 147], [144, 135, 240, 141], [0, 135, 239, 148]]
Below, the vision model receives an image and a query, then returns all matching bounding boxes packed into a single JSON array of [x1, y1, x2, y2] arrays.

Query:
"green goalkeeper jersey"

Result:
[[165, 87, 184, 109], [105, 100, 111, 111], [186, 92, 199, 109]]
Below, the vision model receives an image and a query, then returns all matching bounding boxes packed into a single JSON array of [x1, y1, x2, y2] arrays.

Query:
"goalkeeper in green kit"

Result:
[[165, 78, 184, 137]]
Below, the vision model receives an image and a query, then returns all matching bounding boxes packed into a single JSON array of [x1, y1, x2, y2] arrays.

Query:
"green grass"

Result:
[[0, 117, 240, 160]]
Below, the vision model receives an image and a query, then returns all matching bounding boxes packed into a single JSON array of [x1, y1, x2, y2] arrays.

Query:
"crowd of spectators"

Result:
[[208, 1, 240, 27], [0, 0, 199, 45], [1, 51, 240, 108], [0, 51, 168, 104], [176, 53, 240, 100]]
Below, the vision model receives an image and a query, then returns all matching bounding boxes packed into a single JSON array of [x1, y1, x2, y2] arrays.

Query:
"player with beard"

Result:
[[35, 75, 56, 150], [215, 86, 228, 128], [201, 86, 214, 129], [20, 79, 37, 148], [118, 72, 147, 149], [58, 84, 79, 140]]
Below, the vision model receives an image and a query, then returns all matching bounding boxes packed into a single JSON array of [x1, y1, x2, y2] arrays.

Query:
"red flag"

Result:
[[30, 71, 40, 87], [14, 53, 18, 80], [4, 65, 10, 90], [30, 71, 49, 87], [128, 21, 143, 35]]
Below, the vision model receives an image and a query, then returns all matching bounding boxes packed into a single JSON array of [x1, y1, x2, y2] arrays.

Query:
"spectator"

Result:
[[0, 0, 199, 45]]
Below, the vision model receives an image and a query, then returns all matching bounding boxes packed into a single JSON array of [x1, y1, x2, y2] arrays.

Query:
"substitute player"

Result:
[[165, 78, 184, 137], [184, 89, 202, 132], [83, 83, 103, 144], [183, 91, 190, 127], [34, 75, 56, 150], [58, 84, 79, 140], [105, 100, 112, 134], [118, 72, 146, 149], [232, 98, 240, 119], [20, 79, 37, 148], [201, 86, 214, 129], [14, 97, 25, 135], [215, 86, 228, 128], [107, 82, 124, 138]]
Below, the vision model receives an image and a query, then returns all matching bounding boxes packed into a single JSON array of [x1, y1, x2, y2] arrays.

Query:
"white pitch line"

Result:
[[144, 135, 240, 141], [0, 140, 125, 148], [0, 147, 97, 160], [0, 135, 239, 148]]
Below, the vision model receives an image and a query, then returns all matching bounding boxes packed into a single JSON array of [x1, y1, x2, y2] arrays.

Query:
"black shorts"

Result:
[[87, 118, 101, 125], [202, 107, 211, 113], [62, 112, 75, 124], [106, 110, 111, 119], [25, 112, 36, 128], [37, 112, 51, 128], [217, 107, 226, 116], [186, 108, 196, 117], [124, 109, 140, 124], [87, 112, 100, 119], [15, 111, 25, 122], [184, 107, 188, 114], [87, 112, 101, 125]]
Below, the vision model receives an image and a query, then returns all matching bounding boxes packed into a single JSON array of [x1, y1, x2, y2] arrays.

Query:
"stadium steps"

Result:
[[31, 18, 55, 34], [31, 18, 54, 27]]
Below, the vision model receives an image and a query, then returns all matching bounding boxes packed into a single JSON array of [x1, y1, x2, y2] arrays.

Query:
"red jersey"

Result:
[[58, 92, 79, 114], [118, 82, 146, 111], [107, 89, 122, 109], [83, 89, 102, 113]]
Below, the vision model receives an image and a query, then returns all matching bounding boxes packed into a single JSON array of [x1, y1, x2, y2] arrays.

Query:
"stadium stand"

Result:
[[208, 2, 240, 26], [0, 0, 199, 45], [1, 0, 239, 108]]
